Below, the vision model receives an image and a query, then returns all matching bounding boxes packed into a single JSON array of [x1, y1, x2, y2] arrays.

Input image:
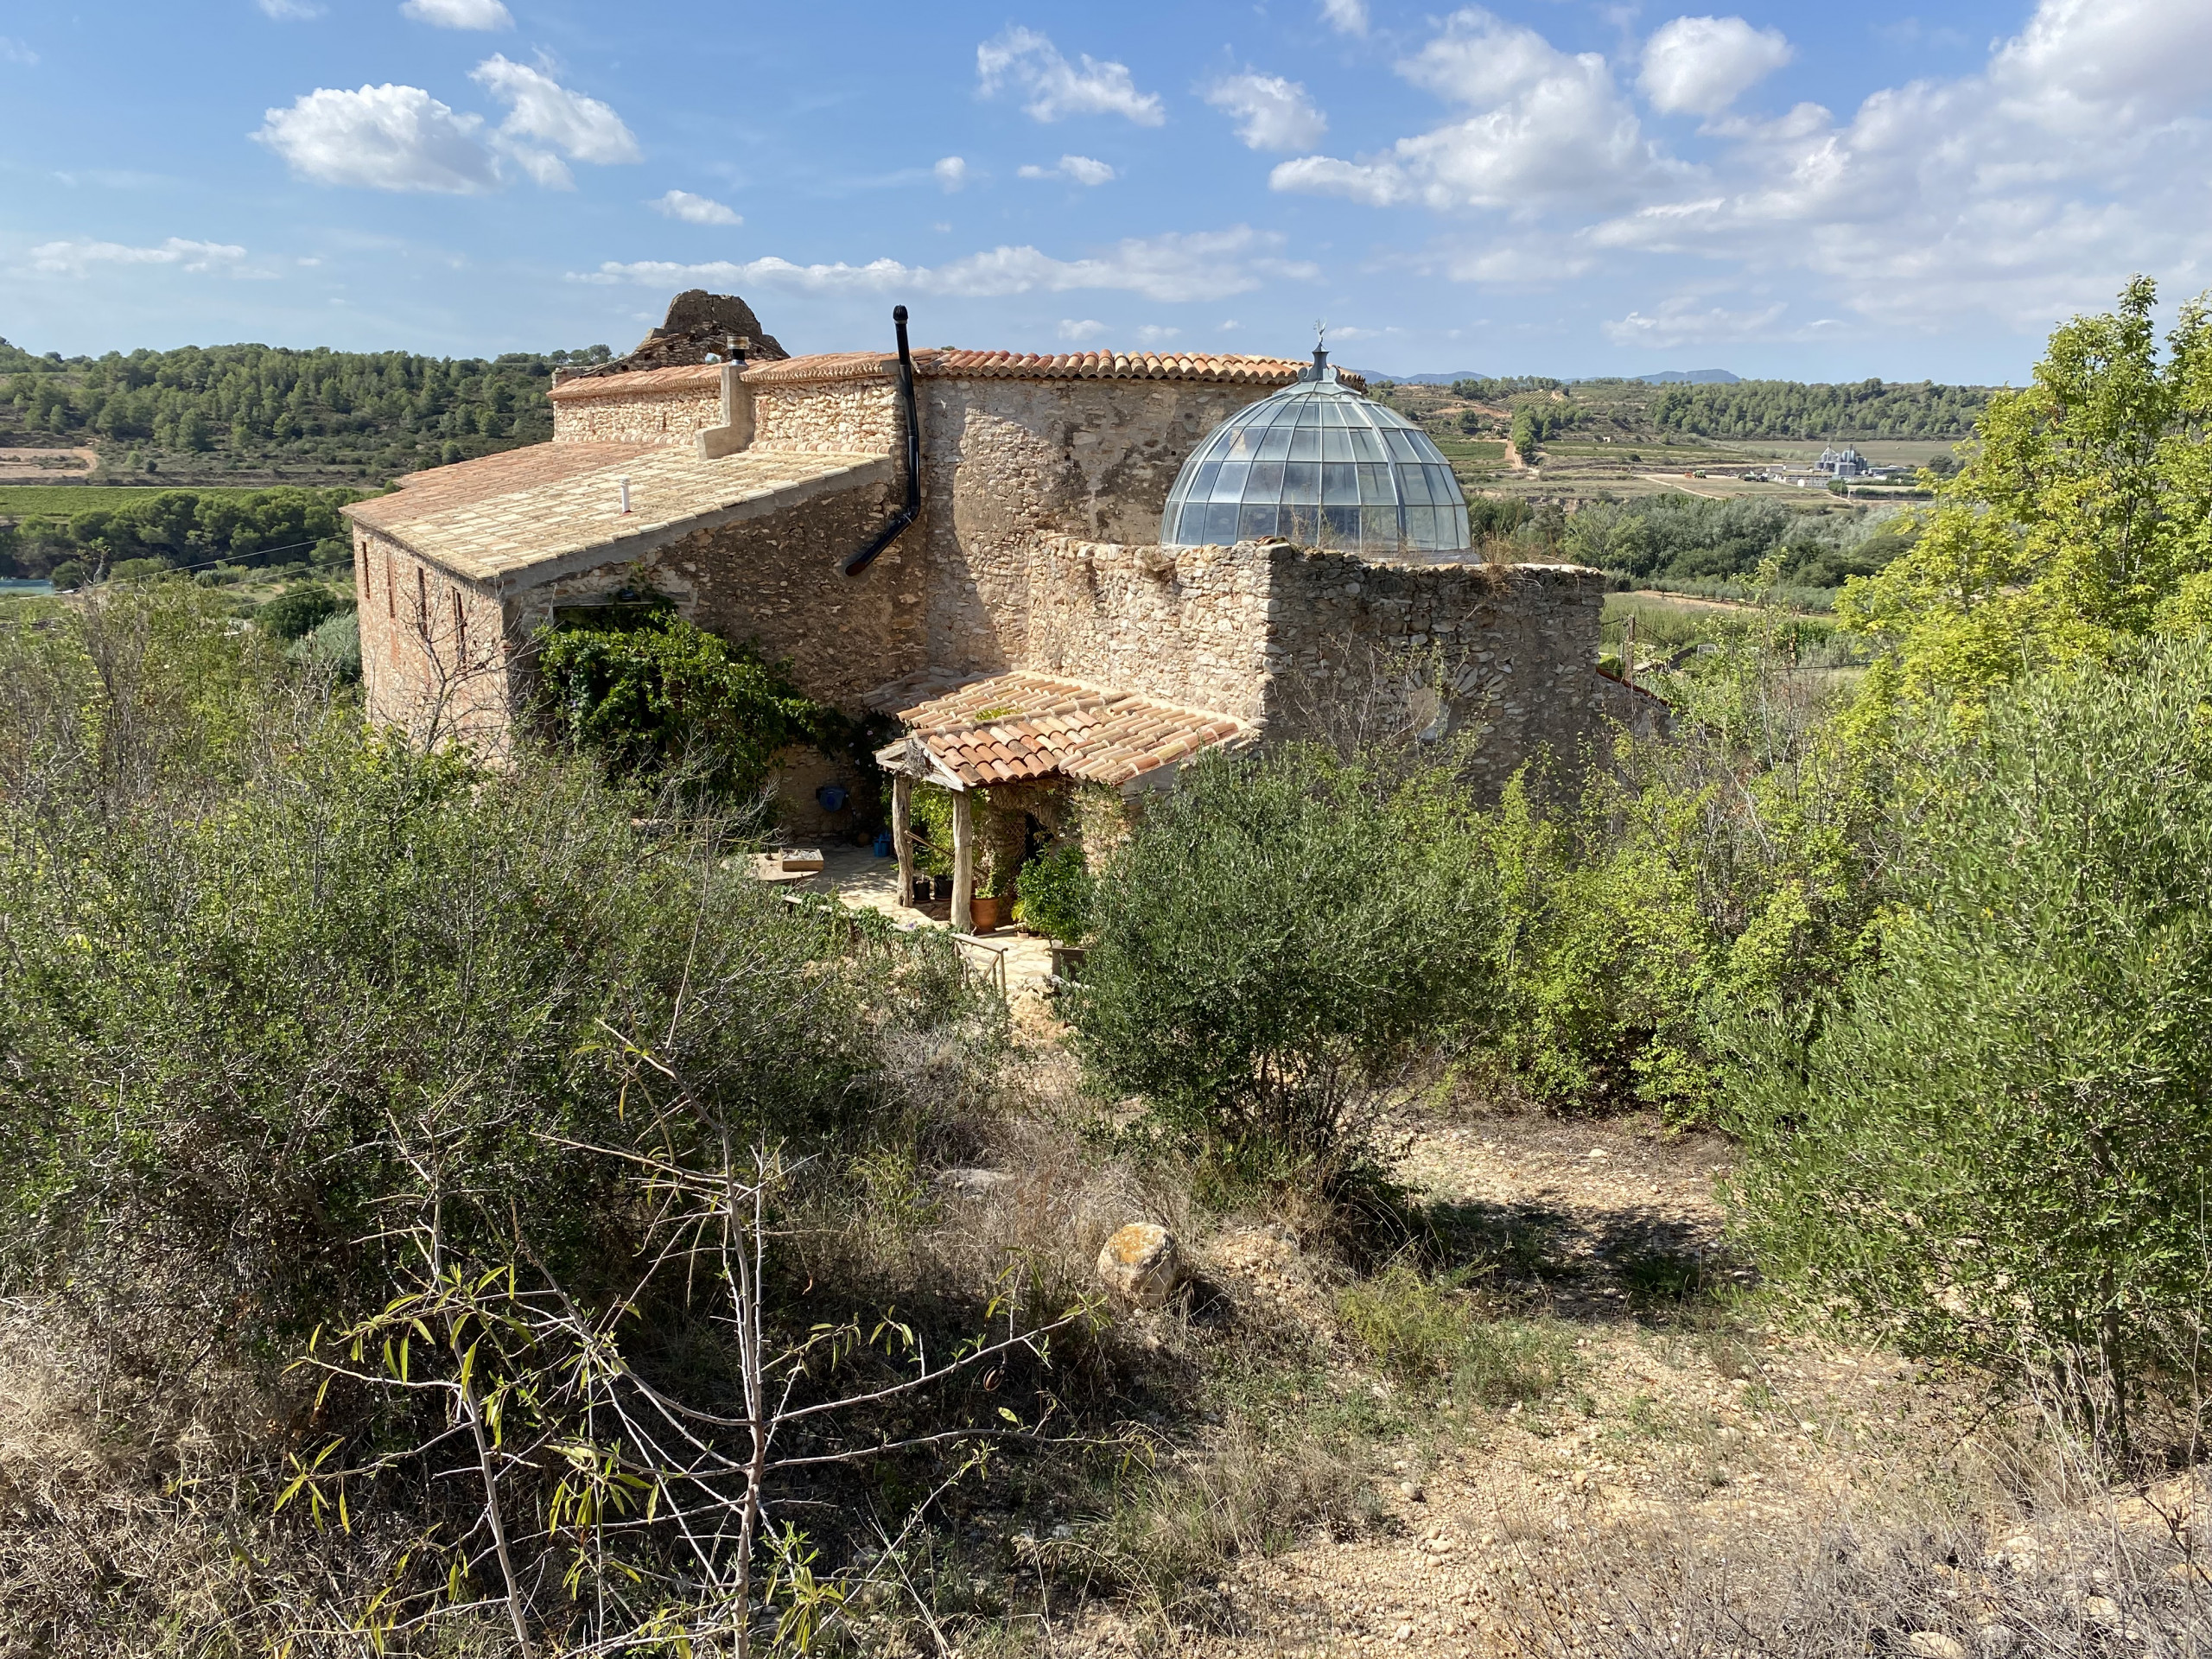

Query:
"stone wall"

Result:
[[1024, 537, 1274, 719], [1257, 553, 1611, 795], [550, 367, 724, 446], [354, 526, 516, 753], [509, 469, 924, 710], [904, 378, 1264, 679], [750, 375, 903, 454], [1016, 537, 1610, 796]]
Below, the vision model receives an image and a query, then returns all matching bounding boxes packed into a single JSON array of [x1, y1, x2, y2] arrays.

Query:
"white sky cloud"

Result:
[[933, 156, 968, 192], [1319, 0, 1369, 37], [1602, 298, 1789, 347], [1058, 317, 1107, 341], [470, 55, 639, 189], [256, 0, 323, 18], [1274, 10, 1675, 213], [400, 0, 513, 28], [1262, 0, 2212, 345], [651, 188, 740, 226], [576, 226, 1317, 304], [976, 28, 1165, 125], [255, 84, 498, 193], [1639, 16, 1794, 118], [1135, 324, 1179, 343], [1018, 155, 1117, 185], [0, 35, 41, 63], [1586, 0, 2212, 332], [1205, 73, 1327, 151], [28, 238, 248, 275], [255, 62, 634, 194]]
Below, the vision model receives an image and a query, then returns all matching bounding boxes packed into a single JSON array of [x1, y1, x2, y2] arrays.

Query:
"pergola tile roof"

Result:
[[870, 670, 1250, 791], [346, 444, 887, 586]]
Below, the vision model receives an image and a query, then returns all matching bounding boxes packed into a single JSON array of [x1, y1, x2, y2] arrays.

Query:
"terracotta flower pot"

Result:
[[969, 893, 1009, 932]]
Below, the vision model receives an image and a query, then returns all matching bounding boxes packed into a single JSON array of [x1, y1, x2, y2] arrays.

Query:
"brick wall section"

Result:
[[1020, 537, 1609, 795], [910, 378, 1266, 679], [355, 525, 516, 754]]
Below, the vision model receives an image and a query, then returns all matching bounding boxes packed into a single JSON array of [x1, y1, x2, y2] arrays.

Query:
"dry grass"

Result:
[[0, 1303, 428, 1658]]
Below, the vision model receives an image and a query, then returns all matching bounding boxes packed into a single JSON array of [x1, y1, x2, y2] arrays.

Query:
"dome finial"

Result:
[[1310, 318, 1332, 380]]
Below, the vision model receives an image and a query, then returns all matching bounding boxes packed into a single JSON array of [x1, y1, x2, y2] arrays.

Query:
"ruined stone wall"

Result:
[[354, 526, 516, 754], [749, 377, 902, 454], [1015, 537, 1609, 794], [906, 378, 1262, 678], [510, 471, 924, 710], [550, 371, 723, 446], [1023, 536, 1274, 718], [1257, 553, 1610, 795]]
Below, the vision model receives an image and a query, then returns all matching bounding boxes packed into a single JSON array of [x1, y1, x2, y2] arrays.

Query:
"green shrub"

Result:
[[1068, 747, 1494, 1189], [256, 582, 345, 641], [1335, 1262, 1575, 1405], [1015, 842, 1093, 941], [290, 607, 360, 683], [1479, 596, 1884, 1118], [0, 592, 974, 1351], [536, 613, 849, 800], [1728, 636, 2212, 1452]]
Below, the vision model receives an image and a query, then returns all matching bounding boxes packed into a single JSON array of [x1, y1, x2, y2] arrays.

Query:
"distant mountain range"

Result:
[[1353, 368, 1744, 386]]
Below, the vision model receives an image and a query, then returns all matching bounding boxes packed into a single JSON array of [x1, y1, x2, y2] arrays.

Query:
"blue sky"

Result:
[[3, 0, 2209, 381]]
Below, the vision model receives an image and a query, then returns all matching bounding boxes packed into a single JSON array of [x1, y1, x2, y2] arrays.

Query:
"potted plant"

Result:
[[969, 871, 1010, 932], [1014, 843, 1093, 975]]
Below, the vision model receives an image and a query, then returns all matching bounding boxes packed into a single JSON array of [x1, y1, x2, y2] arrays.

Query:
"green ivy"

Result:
[[535, 615, 852, 800]]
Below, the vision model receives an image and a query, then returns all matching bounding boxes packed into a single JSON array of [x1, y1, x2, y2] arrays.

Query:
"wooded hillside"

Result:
[[0, 336, 614, 485]]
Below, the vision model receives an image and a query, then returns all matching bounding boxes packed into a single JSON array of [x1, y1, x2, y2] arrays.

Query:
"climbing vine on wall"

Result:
[[535, 615, 856, 801]]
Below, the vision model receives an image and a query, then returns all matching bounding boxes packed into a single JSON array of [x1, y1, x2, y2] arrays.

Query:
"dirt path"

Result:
[[0, 446, 99, 480], [1116, 1113, 1943, 1657]]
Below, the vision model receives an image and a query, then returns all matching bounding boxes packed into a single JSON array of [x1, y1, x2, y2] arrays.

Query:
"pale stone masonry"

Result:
[[346, 296, 1622, 900]]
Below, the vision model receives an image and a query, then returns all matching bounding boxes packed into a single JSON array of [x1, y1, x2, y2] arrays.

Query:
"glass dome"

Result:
[[1159, 348, 1471, 555]]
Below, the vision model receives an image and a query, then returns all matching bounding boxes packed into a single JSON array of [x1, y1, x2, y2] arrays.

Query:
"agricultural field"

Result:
[[0, 483, 284, 517]]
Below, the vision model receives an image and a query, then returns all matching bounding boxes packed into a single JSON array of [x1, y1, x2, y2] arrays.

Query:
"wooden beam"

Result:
[[892, 774, 915, 906], [950, 788, 974, 933]]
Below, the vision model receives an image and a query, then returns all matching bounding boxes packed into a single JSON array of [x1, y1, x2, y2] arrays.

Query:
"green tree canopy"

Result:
[[1839, 276, 2212, 712]]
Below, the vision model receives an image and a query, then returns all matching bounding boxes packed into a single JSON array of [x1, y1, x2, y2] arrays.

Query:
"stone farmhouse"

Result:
[[346, 293, 1635, 929]]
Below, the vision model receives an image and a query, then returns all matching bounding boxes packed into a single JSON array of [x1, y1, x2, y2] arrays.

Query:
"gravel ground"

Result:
[[1046, 1109, 1977, 1658]]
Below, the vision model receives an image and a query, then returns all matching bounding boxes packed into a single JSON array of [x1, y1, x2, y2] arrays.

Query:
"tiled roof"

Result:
[[920, 348, 1362, 391], [744, 352, 906, 386], [728, 348, 1365, 391], [548, 364, 723, 401], [870, 670, 1249, 791], [349, 443, 658, 522], [346, 444, 889, 587]]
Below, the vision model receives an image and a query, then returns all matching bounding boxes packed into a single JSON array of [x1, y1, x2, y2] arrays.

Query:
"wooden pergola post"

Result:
[[950, 787, 975, 934], [891, 774, 915, 906]]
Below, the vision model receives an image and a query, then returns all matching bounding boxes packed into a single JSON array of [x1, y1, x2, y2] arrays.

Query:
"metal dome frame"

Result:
[[1158, 347, 1472, 555]]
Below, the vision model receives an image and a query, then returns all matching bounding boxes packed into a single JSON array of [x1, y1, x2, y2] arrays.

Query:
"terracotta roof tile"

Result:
[[918, 348, 1363, 391], [549, 365, 723, 402], [734, 347, 1364, 391], [868, 670, 1252, 792]]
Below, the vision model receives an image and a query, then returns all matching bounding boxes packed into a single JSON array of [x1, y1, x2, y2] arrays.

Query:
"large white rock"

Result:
[[1096, 1224, 1179, 1308]]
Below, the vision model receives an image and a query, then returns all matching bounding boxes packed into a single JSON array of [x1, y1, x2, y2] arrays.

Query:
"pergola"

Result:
[[869, 670, 1250, 932]]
